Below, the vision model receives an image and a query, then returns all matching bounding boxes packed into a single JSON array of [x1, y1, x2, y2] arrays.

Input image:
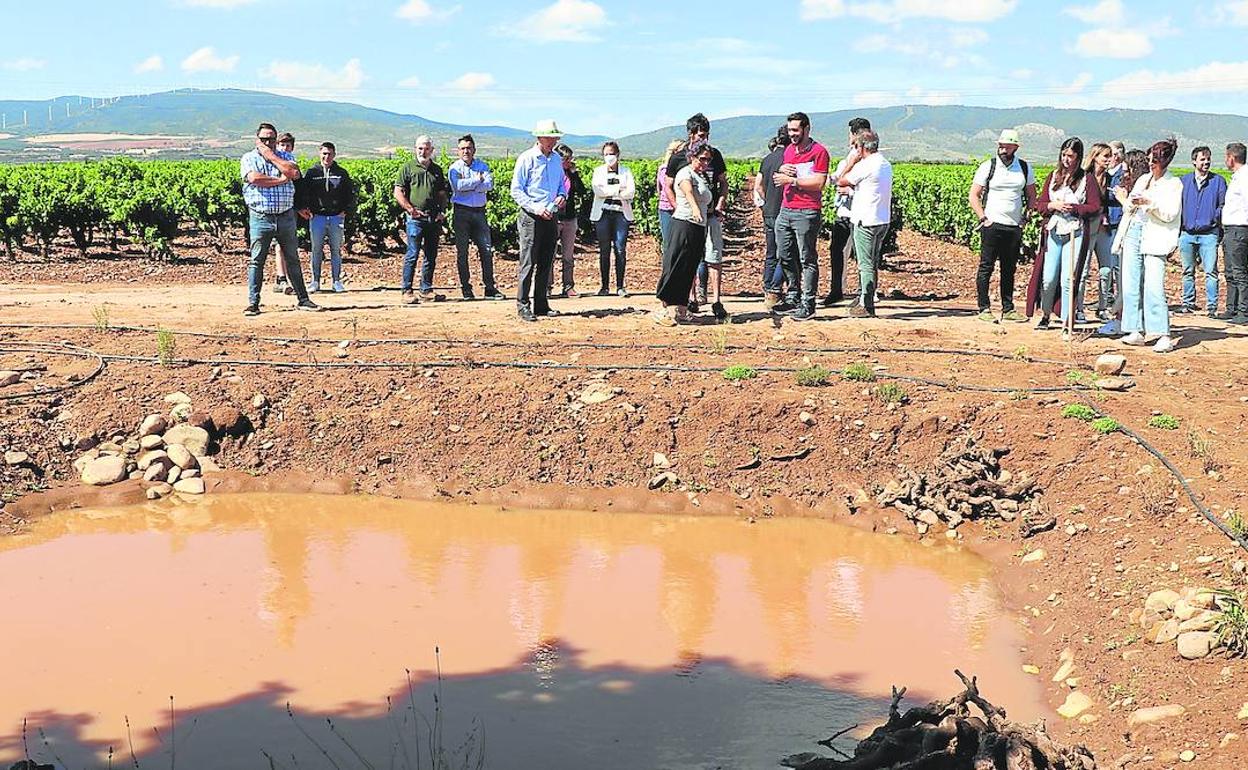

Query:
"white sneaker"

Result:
[[1121, 331, 1146, 346], [309, 281, 321, 293], [332, 280, 345, 293], [1152, 335, 1174, 353]]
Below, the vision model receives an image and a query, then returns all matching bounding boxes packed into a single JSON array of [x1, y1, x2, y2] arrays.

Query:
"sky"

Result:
[[4, 0, 1248, 136]]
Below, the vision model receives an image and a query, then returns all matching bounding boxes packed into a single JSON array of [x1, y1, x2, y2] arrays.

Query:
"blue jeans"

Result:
[[247, 208, 307, 307], [1121, 221, 1170, 336], [658, 208, 674, 252], [453, 206, 496, 295], [1093, 226, 1118, 313], [775, 207, 822, 309], [1178, 231, 1219, 310], [595, 210, 628, 291], [309, 213, 344, 285], [402, 216, 440, 293], [1040, 230, 1083, 322]]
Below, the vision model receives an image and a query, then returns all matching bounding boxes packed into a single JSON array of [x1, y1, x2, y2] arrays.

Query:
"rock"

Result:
[[1173, 599, 1198, 621], [197, 456, 221, 473], [1096, 376, 1134, 392], [173, 477, 205, 495], [4, 450, 30, 466], [1094, 354, 1127, 376], [163, 425, 211, 456], [139, 434, 164, 451], [333, 348, 349, 359], [181, 468, 200, 479], [1177, 631, 1215, 660], [1145, 589, 1181, 614], [1127, 704, 1186, 728], [1057, 691, 1094, 719], [1052, 658, 1076, 683], [1021, 549, 1046, 564], [128, 470, 144, 480], [1238, 702, 1248, 720], [98, 441, 123, 454], [121, 439, 141, 455], [1178, 611, 1220, 633], [252, 393, 269, 410], [648, 471, 678, 490], [169, 403, 193, 423], [142, 463, 168, 482], [165, 443, 197, 470], [164, 391, 192, 405], [0, 370, 20, 387], [1022, 664, 1040, 675], [1146, 619, 1181, 645], [73, 449, 100, 474], [186, 410, 216, 435], [1180, 750, 1195, 762], [136, 450, 168, 471], [138, 414, 167, 437], [75, 432, 100, 452], [210, 406, 253, 438], [167, 466, 181, 485], [145, 487, 163, 500], [799, 411, 816, 426], [80, 455, 127, 486], [652, 452, 670, 469], [578, 382, 617, 405], [150, 482, 173, 497]]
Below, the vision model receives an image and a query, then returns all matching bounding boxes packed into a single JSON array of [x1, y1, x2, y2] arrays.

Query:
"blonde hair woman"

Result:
[[656, 139, 685, 252]]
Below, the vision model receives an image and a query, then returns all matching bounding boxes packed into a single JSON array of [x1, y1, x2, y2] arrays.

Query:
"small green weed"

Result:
[[842, 362, 876, 382], [795, 365, 832, 387], [709, 327, 729, 355], [1212, 590, 1248, 658], [156, 327, 177, 366], [1011, 345, 1030, 361], [91, 304, 110, 331], [1188, 428, 1221, 473], [1226, 511, 1247, 539], [1066, 370, 1095, 387], [721, 365, 757, 382], [1090, 416, 1120, 434], [1147, 414, 1180, 430], [1061, 403, 1097, 421], [875, 383, 909, 404]]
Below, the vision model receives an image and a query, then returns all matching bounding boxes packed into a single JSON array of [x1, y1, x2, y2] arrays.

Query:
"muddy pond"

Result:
[[0, 493, 1045, 769]]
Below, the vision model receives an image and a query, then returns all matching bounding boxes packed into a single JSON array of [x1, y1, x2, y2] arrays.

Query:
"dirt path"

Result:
[[2, 198, 1248, 766]]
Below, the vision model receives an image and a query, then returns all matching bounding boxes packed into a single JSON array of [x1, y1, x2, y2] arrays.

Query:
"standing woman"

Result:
[[591, 141, 636, 297], [1031, 137, 1102, 335], [656, 140, 684, 255], [654, 143, 714, 326], [1076, 142, 1113, 321], [1113, 138, 1182, 353], [551, 144, 586, 297]]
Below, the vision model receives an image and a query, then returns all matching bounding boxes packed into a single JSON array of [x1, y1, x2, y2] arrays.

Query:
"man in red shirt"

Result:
[[771, 112, 830, 321]]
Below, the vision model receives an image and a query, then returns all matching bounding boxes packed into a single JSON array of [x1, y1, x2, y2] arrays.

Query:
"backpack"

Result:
[[981, 156, 1028, 203]]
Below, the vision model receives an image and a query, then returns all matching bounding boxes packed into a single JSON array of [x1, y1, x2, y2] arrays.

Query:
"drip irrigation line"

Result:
[[0, 322, 1087, 368], [0, 343, 106, 402]]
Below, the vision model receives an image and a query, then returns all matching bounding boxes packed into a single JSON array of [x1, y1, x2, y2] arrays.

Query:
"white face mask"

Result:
[[604, 154, 618, 166]]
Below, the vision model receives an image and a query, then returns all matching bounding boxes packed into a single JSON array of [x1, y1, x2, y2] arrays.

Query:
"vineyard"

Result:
[[0, 154, 1123, 262]]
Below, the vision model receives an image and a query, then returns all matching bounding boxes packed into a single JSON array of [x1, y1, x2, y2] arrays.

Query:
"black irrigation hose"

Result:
[[0, 342, 106, 402]]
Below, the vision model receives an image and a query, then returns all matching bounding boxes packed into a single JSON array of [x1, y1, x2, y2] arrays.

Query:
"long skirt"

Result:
[[656, 218, 706, 306]]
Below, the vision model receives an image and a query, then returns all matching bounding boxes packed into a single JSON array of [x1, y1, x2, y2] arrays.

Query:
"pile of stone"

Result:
[[876, 435, 1046, 536], [1132, 587, 1225, 660], [74, 391, 253, 500]]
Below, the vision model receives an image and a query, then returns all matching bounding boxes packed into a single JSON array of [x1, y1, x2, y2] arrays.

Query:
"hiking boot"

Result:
[[1035, 316, 1051, 330], [296, 300, 323, 312], [419, 290, 445, 302], [977, 310, 997, 323], [462, 288, 477, 300], [597, 286, 610, 297], [517, 306, 536, 322], [243, 304, 260, 316], [1001, 310, 1026, 323], [687, 301, 700, 314], [402, 290, 418, 305]]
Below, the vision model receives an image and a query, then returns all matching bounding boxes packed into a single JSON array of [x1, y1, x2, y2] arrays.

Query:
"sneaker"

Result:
[[420, 290, 445, 302], [848, 305, 872, 318], [712, 302, 728, 320], [1152, 335, 1175, 353], [1218, 311, 1237, 320], [273, 277, 288, 295], [517, 306, 536, 322], [1121, 331, 1146, 346], [791, 307, 815, 322], [597, 287, 610, 297], [1001, 310, 1026, 323], [309, 281, 321, 294], [696, 287, 708, 305], [651, 309, 676, 327], [1207, 309, 1218, 319], [687, 301, 700, 314], [770, 301, 796, 314], [462, 289, 477, 300], [1074, 312, 1087, 323], [484, 289, 507, 300], [977, 310, 997, 323], [1232, 314, 1248, 325], [536, 308, 561, 318], [332, 280, 345, 293], [566, 288, 579, 298], [243, 304, 260, 316], [764, 293, 780, 310], [1175, 306, 1194, 315], [296, 300, 322, 312], [617, 288, 629, 298], [820, 293, 844, 307], [1035, 316, 1051, 330], [402, 290, 418, 305]]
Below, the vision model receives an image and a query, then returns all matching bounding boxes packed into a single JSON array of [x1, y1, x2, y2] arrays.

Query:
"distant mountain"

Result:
[[617, 105, 1248, 161], [0, 89, 609, 161]]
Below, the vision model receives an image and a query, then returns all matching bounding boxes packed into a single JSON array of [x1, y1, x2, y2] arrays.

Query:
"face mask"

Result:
[[604, 154, 618, 165]]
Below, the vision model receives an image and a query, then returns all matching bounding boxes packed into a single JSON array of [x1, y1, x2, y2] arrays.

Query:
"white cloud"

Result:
[[1058, 72, 1094, 94], [851, 87, 959, 107], [1101, 60, 1248, 97], [259, 58, 366, 91], [950, 28, 988, 48], [2, 57, 46, 71], [508, 0, 607, 43], [1062, 0, 1123, 24], [446, 72, 495, 91], [181, 47, 239, 73], [397, 75, 422, 88], [183, 0, 258, 7], [1219, 1, 1248, 24], [1073, 28, 1152, 58], [853, 30, 984, 69], [134, 55, 163, 74], [394, 0, 460, 23], [801, 0, 1016, 23]]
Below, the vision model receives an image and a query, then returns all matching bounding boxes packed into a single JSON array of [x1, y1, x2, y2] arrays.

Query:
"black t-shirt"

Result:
[[667, 146, 728, 211], [758, 147, 786, 220]]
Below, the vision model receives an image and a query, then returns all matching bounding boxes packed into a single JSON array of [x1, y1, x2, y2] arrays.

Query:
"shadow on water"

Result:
[[11, 647, 904, 770]]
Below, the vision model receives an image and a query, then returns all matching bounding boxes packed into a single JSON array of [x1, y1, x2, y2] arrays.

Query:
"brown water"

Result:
[[1, 494, 1044, 769]]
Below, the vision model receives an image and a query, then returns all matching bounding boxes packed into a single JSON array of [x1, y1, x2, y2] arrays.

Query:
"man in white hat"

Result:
[[968, 129, 1036, 322], [510, 119, 567, 321]]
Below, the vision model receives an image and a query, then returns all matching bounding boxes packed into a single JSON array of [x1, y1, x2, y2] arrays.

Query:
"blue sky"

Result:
[[4, 0, 1248, 135]]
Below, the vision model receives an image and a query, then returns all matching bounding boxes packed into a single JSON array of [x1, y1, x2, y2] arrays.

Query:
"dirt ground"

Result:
[[2, 193, 1248, 768]]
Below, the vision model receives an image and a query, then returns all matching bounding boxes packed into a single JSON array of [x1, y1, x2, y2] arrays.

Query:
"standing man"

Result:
[[510, 119, 567, 322], [753, 125, 790, 307], [968, 129, 1036, 322], [836, 129, 892, 318], [771, 111, 830, 321], [662, 113, 728, 311], [272, 132, 297, 294], [394, 135, 448, 304], [240, 122, 318, 316], [300, 141, 355, 294], [823, 117, 870, 306], [1223, 142, 1248, 325], [448, 134, 504, 300], [1177, 146, 1228, 316]]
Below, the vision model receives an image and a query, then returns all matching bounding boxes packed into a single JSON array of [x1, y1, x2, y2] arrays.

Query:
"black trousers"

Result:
[[517, 211, 558, 314], [828, 215, 853, 298], [656, 218, 705, 306], [1225, 225, 1248, 316], [977, 223, 1023, 312]]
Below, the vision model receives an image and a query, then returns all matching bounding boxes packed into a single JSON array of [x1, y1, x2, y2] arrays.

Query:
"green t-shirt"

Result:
[[395, 160, 447, 213]]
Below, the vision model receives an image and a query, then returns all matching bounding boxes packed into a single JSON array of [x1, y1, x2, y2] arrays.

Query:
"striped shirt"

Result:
[[241, 149, 297, 214]]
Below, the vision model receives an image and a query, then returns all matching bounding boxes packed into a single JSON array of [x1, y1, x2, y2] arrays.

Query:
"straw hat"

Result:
[[997, 129, 1021, 146], [532, 119, 564, 138]]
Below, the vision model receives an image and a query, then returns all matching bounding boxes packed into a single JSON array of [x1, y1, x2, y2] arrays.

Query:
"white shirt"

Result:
[[1225, 166, 1248, 227], [1044, 176, 1087, 236], [832, 154, 854, 217], [845, 153, 892, 227], [972, 157, 1034, 227]]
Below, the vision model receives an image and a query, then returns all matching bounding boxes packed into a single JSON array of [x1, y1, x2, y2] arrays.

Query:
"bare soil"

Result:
[[2, 192, 1247, 768]]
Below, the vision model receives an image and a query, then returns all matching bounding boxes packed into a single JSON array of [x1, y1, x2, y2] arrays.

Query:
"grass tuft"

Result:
[[842, 362, 876, 382], [156, 328, 177, 367], [1061, 403, 1097, 421], [721, 365, 757, 382], [1147, 414, 1180, 430], [795, 365, 832, 387], [875, 383, 909, 404], [1090, 416, 1120, 434], [1213, 590, 1248, 658]]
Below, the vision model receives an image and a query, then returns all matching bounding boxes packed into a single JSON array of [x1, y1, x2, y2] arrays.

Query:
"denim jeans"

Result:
[[852, 222, 888, 312], [595, 210, 628, 291], [401, 216, 440, 293], [453, 206, 496, 295], [1039, 230, 1083, 322], [309, 213, 344, 286], [247, 208, 307, 307], [775, 207, 822, 309], [1093, 226, 1118, 313], [1120, 221, 1170, 336], [762, 214, 782, 293], [658, 208, 674, 253], [1178, 231, 1220, 310]]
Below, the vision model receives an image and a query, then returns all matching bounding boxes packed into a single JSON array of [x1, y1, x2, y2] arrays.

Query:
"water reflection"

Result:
[[0, 494, 1044, 769]]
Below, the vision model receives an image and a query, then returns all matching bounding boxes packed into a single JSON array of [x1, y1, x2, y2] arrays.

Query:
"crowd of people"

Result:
[[237, 115, 1248, 352]]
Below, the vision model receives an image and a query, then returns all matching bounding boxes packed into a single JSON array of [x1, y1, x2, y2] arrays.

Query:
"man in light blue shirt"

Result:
[[509, 119, 566, 321], [449, 134, 503, 300]]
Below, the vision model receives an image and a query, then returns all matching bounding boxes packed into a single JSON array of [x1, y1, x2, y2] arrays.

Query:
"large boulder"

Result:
[[165, 443, 197, 470], [81, 455, 127, 486], [163, 424, 212, 456]]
